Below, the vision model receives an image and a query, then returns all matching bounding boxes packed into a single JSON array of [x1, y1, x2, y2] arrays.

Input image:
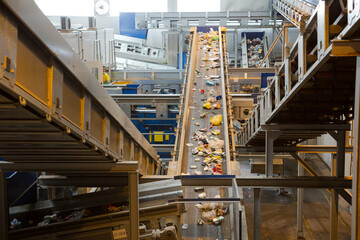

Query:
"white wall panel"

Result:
[[221, 0, 271, 11]]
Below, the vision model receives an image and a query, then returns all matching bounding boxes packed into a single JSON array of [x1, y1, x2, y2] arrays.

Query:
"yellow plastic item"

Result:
[[211, 129, 220, 135], [210, 115, 222, 126], [113, 81, 128, 85], [103, 72, 110, 84], [203, 101, 211, 110], [154, 131, 164, 142]]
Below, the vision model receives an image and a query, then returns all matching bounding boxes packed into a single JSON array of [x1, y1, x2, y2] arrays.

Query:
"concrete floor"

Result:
[[240, 156, 351, 240]]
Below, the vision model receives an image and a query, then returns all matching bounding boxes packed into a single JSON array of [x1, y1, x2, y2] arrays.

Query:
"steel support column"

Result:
[[272, 9, 276, 54], [179, 31, 183, 70], [167, 0, 177, 12], [330, 149, 339, 240], [265, 131, 274, 177], [265, 131, 280, 177], [297, 163, 304, 239], [282, 25, 288, 61], [351, 56, 360, 240], [129, 172, 139, 239], [253, 188, 261, 240], [0, 171, 8, 240], [336, 130, 346, 178], [330, 129, 345, 240], [234, 29, 238, 68], [330, 188, 339, 240]]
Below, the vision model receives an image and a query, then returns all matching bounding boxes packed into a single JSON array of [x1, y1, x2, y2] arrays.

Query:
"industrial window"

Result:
[[35, 0, 94, 16], [177, 0, 220, 12], [35, 0, 167, 16], [110, 0, 167, 15]]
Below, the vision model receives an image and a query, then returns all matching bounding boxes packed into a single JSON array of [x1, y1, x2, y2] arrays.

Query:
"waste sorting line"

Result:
[[175, 27, 234, 239]]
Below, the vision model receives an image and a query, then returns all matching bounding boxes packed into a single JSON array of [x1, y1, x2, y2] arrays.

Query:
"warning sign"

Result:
[[112, 228, 127, 240]]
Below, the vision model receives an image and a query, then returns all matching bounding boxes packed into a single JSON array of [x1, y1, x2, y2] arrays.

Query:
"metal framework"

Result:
[[110, 69, 184, 81], [0, 0, 157, 165], [10, 179, 182, 217], [222, 34, 237, 162], [273, 0, 316, 28], [109, 93, 180, 104], [178, 175, 352, 188], [0, 0, 359, 239], [236, 144, 354, 153], [9, 204, 181, 240], [237, 1, 360, 239], [169, 28, 195, 175], [114, 38, 167, 65], [0, 1, 174, 239], [352, 56, 360, 240], [239, 0, 357, 146], [9, 187, 183, 240], [135, 11, 283, 29]]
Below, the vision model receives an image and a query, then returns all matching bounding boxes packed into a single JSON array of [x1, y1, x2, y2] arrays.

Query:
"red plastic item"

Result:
[[200, 89, 205, 94], [212, 165, 223, 174]]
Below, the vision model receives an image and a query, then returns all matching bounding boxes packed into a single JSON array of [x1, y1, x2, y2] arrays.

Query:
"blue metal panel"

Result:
[[261, 73, 275, 88], [177, 52, 187, 69], [7, 172, 37, 206], [1, 158, 37, 206], [122, 84, 141, 94], [196, 26, 218, 33], [131, 119, 177, 144], [241, 31, 265, 40], [158, 152, 172, 159], [252, 93, 261, 104], [119, 12, 148, 39]]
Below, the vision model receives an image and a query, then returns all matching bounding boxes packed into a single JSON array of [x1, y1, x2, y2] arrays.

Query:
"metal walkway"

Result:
[[0, 1, 160, 239], [240, 0, 357, 146], [135, 11, 283, 29], [0, 0, 157, 168], [273, 0, 316, 28], [238, 1, 360, 239]]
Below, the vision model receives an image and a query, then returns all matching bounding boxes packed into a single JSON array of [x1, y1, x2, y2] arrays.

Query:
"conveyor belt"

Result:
[[0, 0, 157, 174], [8, 179, 183, 240], [170, 27, 232, 240], [9, 204, 181, 240]]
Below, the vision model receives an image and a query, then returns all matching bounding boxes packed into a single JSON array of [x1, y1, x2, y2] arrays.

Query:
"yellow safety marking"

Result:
[[320, 189, 351, 234], [291, 192, 315, 239], [303, 215, 315, 240]]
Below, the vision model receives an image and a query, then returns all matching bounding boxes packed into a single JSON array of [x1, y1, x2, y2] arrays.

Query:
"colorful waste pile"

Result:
[[183, 28, 229, 228], [195, 194, 228, 225], [247, 37, 264, 67]]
